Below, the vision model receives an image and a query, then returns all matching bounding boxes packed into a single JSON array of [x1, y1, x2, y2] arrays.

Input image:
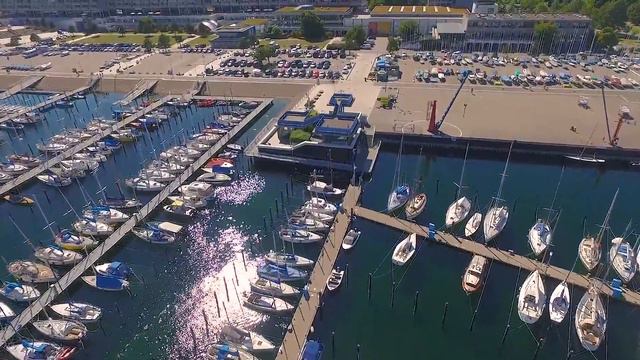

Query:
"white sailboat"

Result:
[[392, 233, 417, 266], [465, 212, 482, 237], [575, 286, 606, 351], [446, 144, 472, 228], [387, 134, 410, 212], [549, 281, 570, 324], [49, 302, 103, 323], [565, 120, 605, 164], [32, 319, 87, 342], [483, 143, 512, 242], [579, 190, 618, 272], [609, 235, 637, 283], [517, 270, 546, 324], [220, 325, 276, 354], [528, 167, 564, 257]]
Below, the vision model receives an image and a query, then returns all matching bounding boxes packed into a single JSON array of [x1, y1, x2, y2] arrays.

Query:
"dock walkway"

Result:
[[276, 185, 362, 359], [353, 206, 640, 307], [0, 76, 44, 100], [0, 99, 274, 347], [114, 79, 158, 106], [0, 78, 99, 124]]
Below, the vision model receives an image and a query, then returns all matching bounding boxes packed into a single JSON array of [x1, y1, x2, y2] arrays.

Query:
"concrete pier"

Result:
[[0, 98, 274, 347], [113, 79, 158, 106], [0, 75, 44, 100]]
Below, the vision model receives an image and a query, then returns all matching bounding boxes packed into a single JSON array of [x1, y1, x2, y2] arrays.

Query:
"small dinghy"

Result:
[[7, 261, 56, 283], [404, 193, 427, 220], [72, 218, 114, 237], [60, 159, 99, 172], [0, 301, 15, 320], [82, 275, 130, 291], [54, 230, 98, 251], [3, 193, 34, 206], [342, 228, 361, 250], [446, 197, 471, 228], [279, 228, 323, 243], [464, 212, 482, 237], [100, 196, 141, 210], [82, 205, 129, 224], [49, 302, 103, 323], [220, 324, 276, 353], [258, 264, 307, 282], [197, 172, 232, 185], [392, 233, 417, 266], [307, 180, 344, 197], [35, 246, 83, 266], [1, 282, 40, 302], [462, 255, 488, 294], [36, 174, 72, 187], [387, 185, 410, 213], [243, 293, 294, 315], [125, 177, 165, 192], [206, 342, 258, 360], [132, 227, 176, 245], [6, 340, 76, 360], [517, 270, 546, 324], [549, 281, 570, 324], [32, 319, 87, 342], [264, 251, 314, 268], [163, 200, 196, 218], [575, 285, 606, 351], [250, 278, 300, 298], [326, 267, 345, 291]]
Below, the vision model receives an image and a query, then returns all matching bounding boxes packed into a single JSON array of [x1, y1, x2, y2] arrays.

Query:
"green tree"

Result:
[[534, 21, 557, 54], [174, 34, 184, 43], [68, 25, 76, 33], [387, 36, 400, 52], [597, 0, 627, 28], [85, 20, 98, 34], [8, 36, 20, 46], [399, 20, 419, 41], [265, 25, 283, 38], [157, 33, 171, 49], [253, 45, 276, 67], [169, 24, 180, 33], [344, 25, 366, 49], [628, 2, 640, 25], [29, 33, 41, 43], [137, 17, 156, 33], [197, 23, 211, 36], [596, 27, 619, 49], [300, 11, 325, 41], [534, 1, 550, 12], [143, 37, 153, 52]]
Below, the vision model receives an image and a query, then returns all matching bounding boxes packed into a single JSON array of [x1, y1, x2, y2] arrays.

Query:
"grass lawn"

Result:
[[620, 38, 640, 48], [77, 32, 191, 46], [259, 37, 329, 49], [186, 34, 219, 46]]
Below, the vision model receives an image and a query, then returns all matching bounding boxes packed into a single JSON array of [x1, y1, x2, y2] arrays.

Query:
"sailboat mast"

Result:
[[456, 143, 469, 198], [495, 142, 513, 201], [549, 165, 565, 211], [596, 189, 619, 244], [391, 132, 405, 189]]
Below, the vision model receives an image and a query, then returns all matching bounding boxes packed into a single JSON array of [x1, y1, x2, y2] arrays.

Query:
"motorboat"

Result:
[[3, 193, 34, 206], [0, 163, 29, 175], [179, 181, 214, 198], [302, 197, 337, 215], [7, 261, 56, 283], [220, 324, 276, 353], [49, 302, 103, 323], [100, 196, 141, 210], [0, 172, 13, 183], [32, 319, 87, 342], [243, 293, 294, 315], [446, 197, 471, 228], [575, 286, 606, 351], [132, 226, 176, 245], [110, 129, 139, 142], [0, 282, 40, 302], [404, 193, 426, 220], [549, 281, 570, 324], [258, 264, 307, 282], [82, 275, 129, 291], [517, 270, 546, 324], [166, 145, 201, 159], [264, 251, 314, 268], [138, 169, 176, 183], [187, 141, 209, 152], [126, 177, 165, 192], [82, 205, 129, 224], [609, 237, 636, 283], [250, 278, 300, 298], [197, 172, 232, 185], [34, 246, 83, 266], [201, 161, 235, 175], [342, 228, 361, 250], [0, 301, 15, 320], [387, 184, 410, 213], [72, 218, 114, 237], [307, 180, 344, 197], [192, 133, 220, 145], [528, 219, 552, 257], [37, 142, 69, 154], [94, 262, 133, 279], [163, 154, 192, 167], [392, 233, 417, 266], [163, 200, 196, 218], [206, 343, 258, 360], [36, 174, 72, 187], [462, 255, 488, 294], [5, 341, 76, 360], [54, 230, 98, 251], [288, 216, 329, 232], [326, 267, 344, 291], [50, 165, 85, 179], [279, 228, 323, 243], [147, 159, 185, 174]]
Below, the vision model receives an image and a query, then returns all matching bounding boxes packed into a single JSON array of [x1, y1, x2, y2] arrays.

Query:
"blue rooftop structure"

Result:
[[277, 110, 323, 129], [328, 93, 355, 108]]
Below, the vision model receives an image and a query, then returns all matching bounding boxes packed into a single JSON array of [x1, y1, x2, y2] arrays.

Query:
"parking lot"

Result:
[[0, 52, 126, 74], [127, 52, 225, 76]]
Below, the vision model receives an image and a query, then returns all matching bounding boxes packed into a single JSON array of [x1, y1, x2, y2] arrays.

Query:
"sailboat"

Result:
[[565, 119, 605, 164], [392, 233, 417, 266], [249, 278, 300, 298], [483, 143, 513, 242], [575, 286, 606, 351], [609, 235, 637, 283], [220, 325, 276, 354], [446, 144, 472, 228], [465, 212, 482, 237], [49, 302, 103, 323], [404, 192, 427, 220], [517, 270, 546, 324], [32, 319, 88, 342], [528, 167, 564, 257], [6, 341, 76, 360], [387, 134, 410, 212], [549, 281, 570, 324], [579, 190, 618, 272]]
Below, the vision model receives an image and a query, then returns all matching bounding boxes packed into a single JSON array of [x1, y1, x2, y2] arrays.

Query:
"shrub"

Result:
[[290, 129, 312, 143]]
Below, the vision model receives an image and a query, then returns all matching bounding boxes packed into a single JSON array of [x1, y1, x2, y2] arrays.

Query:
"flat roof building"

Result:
[[211, 24, 256, 48]]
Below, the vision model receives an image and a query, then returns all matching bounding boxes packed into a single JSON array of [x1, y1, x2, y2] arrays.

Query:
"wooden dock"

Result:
[[0, 78, 99, 124], [276, 185, 362, 360], [0, 98, 274, 347], [0, 76, 44, 100], [353, 205, 640, 307], [114, 79, 158, 106], [0, 94, 171, 197]]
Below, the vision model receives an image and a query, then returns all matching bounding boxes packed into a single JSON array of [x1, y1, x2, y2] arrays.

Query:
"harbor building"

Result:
[[271, 5, 354, 34], [210, 24, 256, 48]]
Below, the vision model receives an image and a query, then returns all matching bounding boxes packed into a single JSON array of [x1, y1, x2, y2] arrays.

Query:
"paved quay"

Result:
[[353, 205, 640, 307], [277, 184, 362, 360], [0, 75, 44, 100], [0, 99, 274, 347]]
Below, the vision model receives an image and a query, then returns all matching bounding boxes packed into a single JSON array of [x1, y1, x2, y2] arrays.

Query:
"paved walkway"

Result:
[[276, 185, 362, 359]]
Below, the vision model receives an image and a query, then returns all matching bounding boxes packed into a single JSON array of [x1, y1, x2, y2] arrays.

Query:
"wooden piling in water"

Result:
[[441, 302, 448, 329]]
